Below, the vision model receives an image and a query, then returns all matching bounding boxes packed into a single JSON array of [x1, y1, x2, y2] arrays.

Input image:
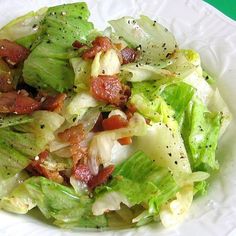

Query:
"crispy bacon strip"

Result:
[[74, 164, 93, 183], [28, 151, 64, 184], [0, 59, 14, 92], [102, 115, 128, 130], [0, 39, 29, 65], [0, 74, 14, 92], [72, 40, 85, 49], [41, 93, 67, 112], [88, 165, 114, 190], [120, 47, 137, 64], [82, 36, 112, 60], [0, 91, 40, 114], [90, 75, 130, 106], [125, 103, 137, 120], [102, 114, 132, 145], [58, 124, 87, 171]]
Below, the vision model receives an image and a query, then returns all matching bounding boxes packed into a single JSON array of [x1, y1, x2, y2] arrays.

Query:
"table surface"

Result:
[[204, 0, 236, 20]]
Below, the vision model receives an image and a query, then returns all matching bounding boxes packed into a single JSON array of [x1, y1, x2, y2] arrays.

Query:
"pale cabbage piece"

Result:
[[108, 109, 127, 119], [0, 183, 36, 214], [121, 63, 173, 82], [63, 92, 99, 122], [184, 71, 214, 105], [109, 15, 177, 64], [0, 172, 29, 199], [70, 57, 91, 92], [0, 8, 47, 40], [91, 49, 121, 77]]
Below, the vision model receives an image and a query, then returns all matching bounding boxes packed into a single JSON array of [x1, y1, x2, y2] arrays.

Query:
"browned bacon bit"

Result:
[[118, 137, 132, 145], [41, 169, 64, 184], [0, 39, 29, 65], [74, 164, 93, 183], [102, 115, 131, 145], [72, 40, 85, 49], [0, 74, 13, 92], [90, 75, 130, 106], [41, 93, 67, 112], [58, 124, 85, 143], [114, 43, 123, 50], [28, 151, 64, 184], [102, 115, 128, 131], [58, 124, 87, 171], [82, 36, 112, 60], [0, 59, 14, 92], [120, 47, 137, 64], [145, 118, 151, 125], [119, 84, 131, 108], [0, 91, 40, 114], [125, 103, 137, 120], [31, 150, 49, 168], [88, 165, 115, 190]]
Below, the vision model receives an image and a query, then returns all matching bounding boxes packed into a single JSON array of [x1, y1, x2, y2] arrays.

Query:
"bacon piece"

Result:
[[0, 39, 29, 65], [72, 40, 85, 49], [31, 150, 49, 168], [83, 36, 112, 60], [39, 168, 64, 184], [28, 151, 64, 184], [41, 93, 67, 112], [88, 165, 114, 190], [74, 164, 93, 183], [0, 74, 13, 92], [0, 91, 40, 114], [125, 103, 137, 120], [102, 114, 131, 145], [118, 137, 132, 145], [58, 124, 85, 143], [102, 115, 128, 130], [121, 47, 137, 64], [0, 59, 14, 92], [90, 75, 130, 106], [58, 124, 87, 171]]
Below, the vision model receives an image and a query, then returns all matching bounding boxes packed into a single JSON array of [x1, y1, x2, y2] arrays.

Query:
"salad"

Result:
[[0, 2, 231, 229]]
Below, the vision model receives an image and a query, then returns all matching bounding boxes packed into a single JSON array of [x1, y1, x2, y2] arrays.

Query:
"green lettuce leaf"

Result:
[[93, 151, 179, 221], [0, 111, 64, 179], [1, 177, 107, 228], [0, 115, 33, 128], [130, 75, 224, 172], [181, 97, 222, 171], [0, 171, 29, 199], [23, 3, 94, 92]]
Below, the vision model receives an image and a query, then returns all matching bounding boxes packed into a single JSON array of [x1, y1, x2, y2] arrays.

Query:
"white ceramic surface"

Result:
[[0, 0, 236, 235]]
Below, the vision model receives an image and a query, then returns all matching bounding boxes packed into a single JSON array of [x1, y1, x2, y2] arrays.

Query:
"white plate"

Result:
[[0, 0, 236, 235]]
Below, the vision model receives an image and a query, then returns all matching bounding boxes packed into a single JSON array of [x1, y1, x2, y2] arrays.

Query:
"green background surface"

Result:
[[204, 0, 236, 20]]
